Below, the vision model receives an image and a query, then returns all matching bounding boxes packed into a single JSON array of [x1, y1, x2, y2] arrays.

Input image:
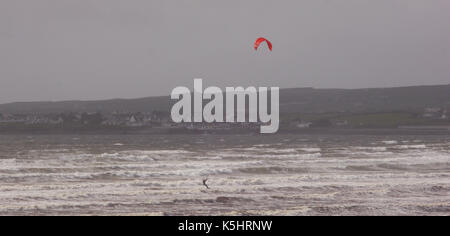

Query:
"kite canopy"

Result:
[[254, 37, 272, 51]]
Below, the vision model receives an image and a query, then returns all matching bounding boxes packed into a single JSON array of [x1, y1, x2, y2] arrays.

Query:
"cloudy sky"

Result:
[[0, 0, 449, 103]]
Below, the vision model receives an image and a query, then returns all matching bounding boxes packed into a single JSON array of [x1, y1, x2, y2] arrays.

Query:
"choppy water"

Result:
[[0, 134, 449, 215]]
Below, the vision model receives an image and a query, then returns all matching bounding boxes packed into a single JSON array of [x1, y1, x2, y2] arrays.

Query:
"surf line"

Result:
[[170, 78, 279, 134]]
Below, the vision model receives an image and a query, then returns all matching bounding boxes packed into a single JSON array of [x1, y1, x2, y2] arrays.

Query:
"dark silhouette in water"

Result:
[[203, 179, 209, 189]]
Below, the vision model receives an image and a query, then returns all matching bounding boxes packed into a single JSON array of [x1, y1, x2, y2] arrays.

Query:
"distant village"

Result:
[[0, 106, 448, 133], [0, 111, 175, 128], [0, 110, 263, 132]]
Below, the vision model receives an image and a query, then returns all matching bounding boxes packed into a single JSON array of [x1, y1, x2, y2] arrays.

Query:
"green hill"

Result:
[[0, 84, 448, 114]]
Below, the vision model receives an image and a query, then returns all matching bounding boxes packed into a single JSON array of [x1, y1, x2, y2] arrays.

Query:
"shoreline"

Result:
[[1, 127, 449, 135]]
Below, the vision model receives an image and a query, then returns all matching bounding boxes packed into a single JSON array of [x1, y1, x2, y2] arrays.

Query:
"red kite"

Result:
[[254, 37, 272, 51]]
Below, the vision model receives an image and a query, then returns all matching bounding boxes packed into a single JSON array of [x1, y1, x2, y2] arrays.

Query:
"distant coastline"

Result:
[[1, 126, 449, 135], [1, 84, 449, 114], [1, 84, 449, 135]]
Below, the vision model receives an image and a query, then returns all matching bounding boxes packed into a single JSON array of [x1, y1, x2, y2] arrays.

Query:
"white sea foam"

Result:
[[381, 140, 398, 144], [352, 146, 388, 152], [1, 135, 449, 216], [396, 144, 427, 149]]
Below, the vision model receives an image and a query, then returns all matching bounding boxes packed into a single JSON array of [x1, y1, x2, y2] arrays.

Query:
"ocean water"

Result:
[[0, 134, 449, 215]]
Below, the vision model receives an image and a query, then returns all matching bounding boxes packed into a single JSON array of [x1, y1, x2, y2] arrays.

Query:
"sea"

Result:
[[0, 134, 448, 215]]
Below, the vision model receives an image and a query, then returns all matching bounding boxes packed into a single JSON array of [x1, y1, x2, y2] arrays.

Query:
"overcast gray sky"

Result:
[[0, 0, 449, 103]]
